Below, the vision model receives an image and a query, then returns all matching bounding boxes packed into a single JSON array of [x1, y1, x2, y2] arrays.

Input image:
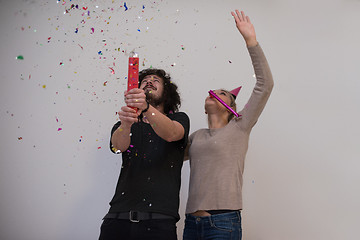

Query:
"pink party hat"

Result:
[[230, 86, 242, 99]]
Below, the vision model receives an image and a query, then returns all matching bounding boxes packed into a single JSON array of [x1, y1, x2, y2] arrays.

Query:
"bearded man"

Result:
[[99, 68, 190, 240]]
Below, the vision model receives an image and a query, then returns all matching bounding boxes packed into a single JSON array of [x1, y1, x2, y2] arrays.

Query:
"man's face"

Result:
[[139, 74, 165, 105]]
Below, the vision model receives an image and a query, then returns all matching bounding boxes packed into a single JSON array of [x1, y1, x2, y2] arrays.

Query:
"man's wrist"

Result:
[[142, 101, 150, 113]]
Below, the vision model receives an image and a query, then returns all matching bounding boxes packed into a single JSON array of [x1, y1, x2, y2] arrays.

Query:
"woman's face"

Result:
[[205, 89, 233, 114]]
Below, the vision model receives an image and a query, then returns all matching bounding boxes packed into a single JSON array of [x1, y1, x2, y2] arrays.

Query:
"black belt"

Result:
[[104, 211, 175, 222], [206, 210, 238, 215]]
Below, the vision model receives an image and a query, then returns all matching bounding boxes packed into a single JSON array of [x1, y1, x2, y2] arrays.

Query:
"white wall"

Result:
[[1, 0, 360, 239]]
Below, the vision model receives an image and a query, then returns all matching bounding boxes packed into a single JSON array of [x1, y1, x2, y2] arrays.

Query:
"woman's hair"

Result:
[[220, 89, 237, 122], [139, 68, 181, 114]]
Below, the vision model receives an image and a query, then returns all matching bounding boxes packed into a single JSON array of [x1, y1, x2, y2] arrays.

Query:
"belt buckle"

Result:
[[129, 211, 140, 223]]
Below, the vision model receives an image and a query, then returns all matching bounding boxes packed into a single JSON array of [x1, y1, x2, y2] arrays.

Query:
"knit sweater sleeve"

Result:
[[237, 43, 274, 131]]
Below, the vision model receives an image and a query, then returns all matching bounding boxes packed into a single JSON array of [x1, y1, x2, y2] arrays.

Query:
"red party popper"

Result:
[[128, 51, 139, 91], [127, 51, 139, 111]]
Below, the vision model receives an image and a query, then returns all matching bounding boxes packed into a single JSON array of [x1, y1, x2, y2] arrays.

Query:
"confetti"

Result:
[[16, 55, 24, 60], [124, 2, 128, 11], [58, 128, 62, 131], [18, 137, 23, 140]]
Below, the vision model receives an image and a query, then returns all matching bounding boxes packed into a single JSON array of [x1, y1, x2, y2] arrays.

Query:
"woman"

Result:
[[183, 10, 274, 240]]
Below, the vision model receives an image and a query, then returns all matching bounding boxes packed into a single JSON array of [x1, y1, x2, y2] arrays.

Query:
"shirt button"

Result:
[[196, 217, 201, 222]]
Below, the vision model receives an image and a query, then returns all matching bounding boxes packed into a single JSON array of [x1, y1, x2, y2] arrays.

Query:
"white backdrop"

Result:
[[1, 0, 360, 239]]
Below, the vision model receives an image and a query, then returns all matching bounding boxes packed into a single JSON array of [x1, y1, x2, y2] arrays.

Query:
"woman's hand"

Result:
[[231, 10, 258, 47]]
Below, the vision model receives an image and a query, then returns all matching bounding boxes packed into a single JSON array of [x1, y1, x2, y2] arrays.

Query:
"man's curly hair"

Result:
[[139, 68, 181, 114]]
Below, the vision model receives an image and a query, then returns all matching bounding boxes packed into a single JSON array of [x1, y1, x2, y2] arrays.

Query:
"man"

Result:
[[99, 68, 190, 240]]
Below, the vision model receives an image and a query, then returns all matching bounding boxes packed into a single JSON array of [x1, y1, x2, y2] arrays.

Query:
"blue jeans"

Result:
[[183, 211, 242, 240]]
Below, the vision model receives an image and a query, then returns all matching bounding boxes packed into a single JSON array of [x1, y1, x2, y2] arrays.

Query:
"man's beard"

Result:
[[145, 90, 165, 107]]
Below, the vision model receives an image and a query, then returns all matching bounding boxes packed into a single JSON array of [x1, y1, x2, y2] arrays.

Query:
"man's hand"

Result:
[[124, 88, 148, 112], [231, 10, 258, 47], [117, 106, 139, 128]]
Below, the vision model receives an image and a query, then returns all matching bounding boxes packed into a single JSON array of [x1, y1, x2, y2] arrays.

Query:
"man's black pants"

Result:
[[99, 218, 177, 240]]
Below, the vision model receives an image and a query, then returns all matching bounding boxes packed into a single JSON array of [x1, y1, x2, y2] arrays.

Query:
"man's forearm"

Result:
[[143, 105, 184, 142], [111, 123, 132, 152]]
